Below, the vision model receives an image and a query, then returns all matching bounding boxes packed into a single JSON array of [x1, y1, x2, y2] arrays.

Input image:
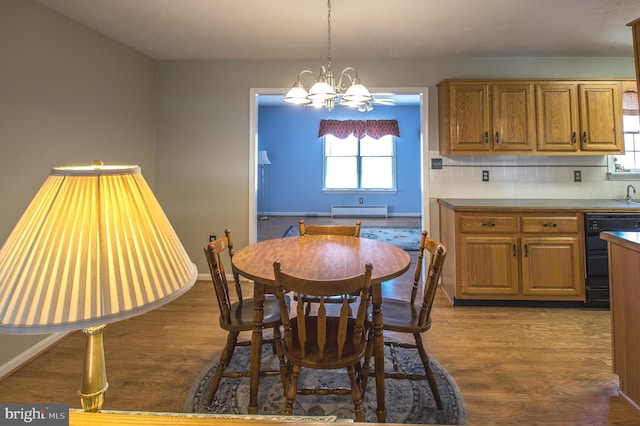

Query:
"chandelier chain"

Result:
[[326, 0, 332, 68], [282, 0, 372, 111]]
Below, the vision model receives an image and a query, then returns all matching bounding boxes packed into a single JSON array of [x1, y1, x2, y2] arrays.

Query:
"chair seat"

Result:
[[285, 316, 367, 369], [372, 298, 431, 334], [221, 295, 286, 331]]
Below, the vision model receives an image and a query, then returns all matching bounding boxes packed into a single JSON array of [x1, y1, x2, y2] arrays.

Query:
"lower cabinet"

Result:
[[439, 206, 585, 303]]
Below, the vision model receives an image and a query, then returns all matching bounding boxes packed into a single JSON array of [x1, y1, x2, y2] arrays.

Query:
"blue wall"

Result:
[[257, 103, 422, 216]]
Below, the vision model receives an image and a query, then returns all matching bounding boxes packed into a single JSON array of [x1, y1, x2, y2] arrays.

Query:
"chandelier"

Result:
[[283, 0, 373, 111]]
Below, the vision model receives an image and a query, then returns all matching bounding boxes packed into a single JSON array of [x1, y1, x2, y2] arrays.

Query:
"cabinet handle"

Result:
[[543, 223, 557, 228], [513, 244, 517, 257], [482, 222, 496, 227], [524, 244, 529, 257], [496, 131, 500, 144], [572, 131, 577, 144], [583, 131, 587, 144], [484, 131, 489, 143]]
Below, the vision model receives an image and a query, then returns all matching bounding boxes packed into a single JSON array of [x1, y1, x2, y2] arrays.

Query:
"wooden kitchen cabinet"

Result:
[[460, 235, 519, 296], [535, 83, 579, 151], [628, 18, 640, 96], [520, 236, 583, 297], [439, 78, 628, 156], [439, 80, 535, 154], [578, 83, 623, 152], [535, 83, 623, 153], [439, 205, 585, 303], [444, 82, 491, 152]]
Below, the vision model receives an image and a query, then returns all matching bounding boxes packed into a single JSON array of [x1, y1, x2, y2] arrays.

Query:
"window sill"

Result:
[[607, 172, 640, 181], [322, 189, 397, 194]]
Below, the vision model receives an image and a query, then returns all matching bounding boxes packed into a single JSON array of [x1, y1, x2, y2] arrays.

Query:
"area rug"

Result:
[[185, 337, 467, 424], [282, 226, 422, 251]]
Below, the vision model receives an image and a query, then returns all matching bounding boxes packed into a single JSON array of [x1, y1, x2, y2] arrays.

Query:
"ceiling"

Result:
[[36, 0, 640, 61]]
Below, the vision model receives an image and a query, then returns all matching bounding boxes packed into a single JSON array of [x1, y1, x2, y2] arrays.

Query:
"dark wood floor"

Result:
[[1, 216, 640, 425]]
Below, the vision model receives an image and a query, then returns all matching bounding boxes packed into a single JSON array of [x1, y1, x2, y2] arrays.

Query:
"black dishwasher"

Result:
[[584, 213, 640, 308]]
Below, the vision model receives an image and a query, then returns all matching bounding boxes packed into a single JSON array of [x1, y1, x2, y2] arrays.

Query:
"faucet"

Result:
[[626, 184, 637, 201]]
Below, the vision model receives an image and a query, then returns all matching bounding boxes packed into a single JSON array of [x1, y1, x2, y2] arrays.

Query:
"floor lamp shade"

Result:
[[258, 150, 271, 165], [0, 163, 198, 333]]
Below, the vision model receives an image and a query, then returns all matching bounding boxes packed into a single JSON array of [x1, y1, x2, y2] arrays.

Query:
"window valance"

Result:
[[318, 119, 400, 139]]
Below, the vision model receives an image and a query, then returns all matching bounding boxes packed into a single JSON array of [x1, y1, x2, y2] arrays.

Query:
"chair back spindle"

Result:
[[361, 231, 447, 411], [202, 229, 287, 406], [274, 261, 371, 362], [273, 260, 373, 421]]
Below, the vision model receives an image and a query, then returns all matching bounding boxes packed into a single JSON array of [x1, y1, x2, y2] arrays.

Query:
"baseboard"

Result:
[[0, 331, 72, 381], [264, 212, 421, 218]]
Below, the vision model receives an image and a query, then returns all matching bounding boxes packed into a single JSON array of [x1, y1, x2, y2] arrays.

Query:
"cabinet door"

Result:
[[449, 83, 491, 152], [492, 84, 535, 152], [535, 84, 579, 151], [579, 84, 623, 152], [459, 235, 519, 296], [520, 236, 584, 298]]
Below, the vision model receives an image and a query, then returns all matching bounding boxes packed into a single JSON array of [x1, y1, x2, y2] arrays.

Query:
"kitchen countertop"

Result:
[[438, 198, 640, 212], [600, 231, 640, 252]]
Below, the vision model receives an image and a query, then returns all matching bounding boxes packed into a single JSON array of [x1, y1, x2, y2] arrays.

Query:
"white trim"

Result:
[[248, 86, 430, 243], [608, 172, 640, 181], [0, 332, 72, 381]]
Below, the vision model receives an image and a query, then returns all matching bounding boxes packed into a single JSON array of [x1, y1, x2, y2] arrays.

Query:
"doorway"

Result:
[[248, 87, 430, 242]]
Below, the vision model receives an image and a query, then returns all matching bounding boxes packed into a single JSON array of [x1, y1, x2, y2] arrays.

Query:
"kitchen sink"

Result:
[[617, 199, 640, 205]]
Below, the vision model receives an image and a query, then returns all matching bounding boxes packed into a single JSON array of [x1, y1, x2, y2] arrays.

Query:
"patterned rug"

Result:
[[185, 337, 467, 424], [282, 226, 421, 251]]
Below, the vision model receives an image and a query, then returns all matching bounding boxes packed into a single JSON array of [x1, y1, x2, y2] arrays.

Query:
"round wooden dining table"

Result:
[[232, 234, 411, 422]]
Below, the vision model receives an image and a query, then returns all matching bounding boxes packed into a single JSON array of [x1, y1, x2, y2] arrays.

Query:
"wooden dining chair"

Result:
[[296, 219, 362, 315], [362, 231, 447, 410], [298, 218, 361, 237], [273, 260, 373, 422], [203, 229, 288, 407]]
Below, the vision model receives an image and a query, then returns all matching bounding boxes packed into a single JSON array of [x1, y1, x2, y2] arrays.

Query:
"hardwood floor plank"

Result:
[[0, 216, 639, 424]]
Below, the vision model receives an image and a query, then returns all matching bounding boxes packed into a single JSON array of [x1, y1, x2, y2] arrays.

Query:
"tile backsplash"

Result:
[[428, 152, 634, 200]]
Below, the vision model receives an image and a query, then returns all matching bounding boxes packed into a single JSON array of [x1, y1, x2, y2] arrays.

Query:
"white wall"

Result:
[[1, 0, 637, 375], [156, 57, 636, 271], [0, 0, 157, 368]]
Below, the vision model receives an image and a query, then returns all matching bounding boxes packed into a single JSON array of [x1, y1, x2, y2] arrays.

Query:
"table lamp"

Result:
[[0, 161, 197, 412], [257, 150, 271, 220]]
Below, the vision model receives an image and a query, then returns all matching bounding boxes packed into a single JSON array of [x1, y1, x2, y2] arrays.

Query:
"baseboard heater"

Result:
[[331, 205, 388, 218]]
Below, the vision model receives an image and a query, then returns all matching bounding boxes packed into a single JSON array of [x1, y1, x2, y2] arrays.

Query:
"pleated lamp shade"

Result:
[[0, 163, 198, 334]]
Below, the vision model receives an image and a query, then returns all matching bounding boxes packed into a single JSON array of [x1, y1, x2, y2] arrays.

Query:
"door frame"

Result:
[[248, 86, 430, 242]]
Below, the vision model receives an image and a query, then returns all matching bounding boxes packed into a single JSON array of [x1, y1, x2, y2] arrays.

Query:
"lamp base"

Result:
[[80, 325, 109, 412], [258, 215, 269, 221]]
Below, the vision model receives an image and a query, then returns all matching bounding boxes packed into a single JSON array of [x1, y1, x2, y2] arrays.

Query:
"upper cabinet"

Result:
[[629, 18, 640, 93], [442, 82, 534, 153], [438, 79, 629, 156]]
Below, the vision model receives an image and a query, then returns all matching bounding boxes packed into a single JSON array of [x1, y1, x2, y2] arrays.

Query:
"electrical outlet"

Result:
[[359, 198, 363, 204], [482, 170, 490, 182], [209, 235, 216, 242], [431, 158, 443, 170], [573, 170, 582, 182]]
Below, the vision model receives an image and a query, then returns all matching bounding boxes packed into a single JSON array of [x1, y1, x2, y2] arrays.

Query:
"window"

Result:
[[324, 134, 395, 191], [613, 114, 640, 171], [610, 89, 640, 177]]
